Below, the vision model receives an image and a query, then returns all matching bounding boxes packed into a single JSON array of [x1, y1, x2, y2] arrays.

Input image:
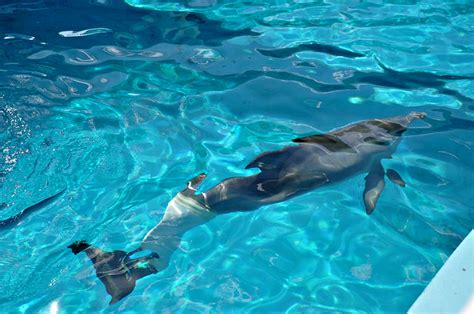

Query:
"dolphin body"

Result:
[[69, 112, 425, 304], [193, 111, 425, 215]]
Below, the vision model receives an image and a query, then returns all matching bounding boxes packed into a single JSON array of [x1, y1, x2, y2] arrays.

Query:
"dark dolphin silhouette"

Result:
[[69, 112, 425, 304], [192, 111, 424, 215]]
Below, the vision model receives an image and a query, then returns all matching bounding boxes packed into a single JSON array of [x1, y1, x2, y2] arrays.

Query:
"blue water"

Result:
[[1, 0, 473, 312]]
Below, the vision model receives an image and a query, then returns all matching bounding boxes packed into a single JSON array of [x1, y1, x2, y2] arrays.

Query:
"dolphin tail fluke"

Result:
[[363, 161, 385, 215], [68, 241, 159, 305]]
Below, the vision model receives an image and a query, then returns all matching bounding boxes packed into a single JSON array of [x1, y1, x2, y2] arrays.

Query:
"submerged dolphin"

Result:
[[69, 112, 425, 304]]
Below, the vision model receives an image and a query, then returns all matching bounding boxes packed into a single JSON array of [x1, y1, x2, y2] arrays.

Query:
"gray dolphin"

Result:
[[69, 112, 425, 304], [192, 111, 424, 215]]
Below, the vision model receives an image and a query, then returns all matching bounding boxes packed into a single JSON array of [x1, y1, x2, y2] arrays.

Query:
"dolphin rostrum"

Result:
[[69, 112, 425, 304]]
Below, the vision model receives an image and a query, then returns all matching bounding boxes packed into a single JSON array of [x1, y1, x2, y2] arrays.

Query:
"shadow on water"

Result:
[[203, 58, 474, 110], [343, 58, 474, 108], [235, 56, 474, 110], [0, 188, 66, 230], [0, 0, 258, 54]]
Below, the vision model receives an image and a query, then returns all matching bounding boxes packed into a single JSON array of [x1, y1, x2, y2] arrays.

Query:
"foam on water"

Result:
[[0, 0, 473, 312]]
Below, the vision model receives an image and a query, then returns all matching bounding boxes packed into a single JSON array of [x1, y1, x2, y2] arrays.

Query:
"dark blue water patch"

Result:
[[0, 0, 258, 52]]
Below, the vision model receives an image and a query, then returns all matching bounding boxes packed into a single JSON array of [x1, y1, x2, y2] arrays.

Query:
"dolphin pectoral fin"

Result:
[[363, 162, 385, 215], [181, 173, 207, 196], [68, 241, 158, 305], [188, 173, 207, 188], [363, 179, 384, 215], [386, 169, 406, 187]]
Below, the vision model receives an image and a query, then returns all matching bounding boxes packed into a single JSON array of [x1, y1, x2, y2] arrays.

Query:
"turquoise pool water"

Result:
[[1, 0, 473, 312]]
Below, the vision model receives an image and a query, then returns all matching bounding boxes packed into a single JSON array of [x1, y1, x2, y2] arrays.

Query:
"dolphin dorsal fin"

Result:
[[181, 173, 207, 196]]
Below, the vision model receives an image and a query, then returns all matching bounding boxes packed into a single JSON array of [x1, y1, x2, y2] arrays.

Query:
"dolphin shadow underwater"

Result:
[[69, 112, 426, 304]]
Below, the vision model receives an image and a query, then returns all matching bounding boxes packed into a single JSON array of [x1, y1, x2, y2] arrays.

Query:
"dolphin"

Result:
[[69, 112, 425, 304]]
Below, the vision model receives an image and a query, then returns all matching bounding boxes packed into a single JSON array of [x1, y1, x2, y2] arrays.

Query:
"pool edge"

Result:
[[408, 229, 474, 314]]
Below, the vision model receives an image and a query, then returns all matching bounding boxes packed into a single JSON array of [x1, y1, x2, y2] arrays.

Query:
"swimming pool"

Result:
[[1, 0, 473, 312]]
